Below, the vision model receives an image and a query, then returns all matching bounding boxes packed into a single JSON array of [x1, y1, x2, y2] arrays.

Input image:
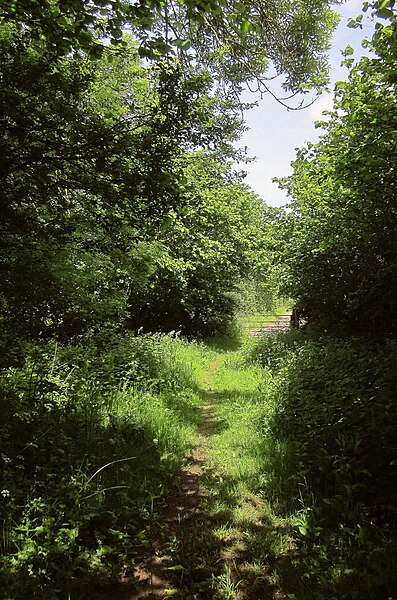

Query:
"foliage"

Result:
[[247, 329, 397, 598], [255, 332, 397, 513], [129, 155, 266, 337], [0, 16, 281, 593], [234, 205, 290, 316], [0, 0, 338, 95], [274, 8, 397, 337], [234, 278, 279, 315], [0, 0, 341, 355], [0, 333, 201, 598], [0, 23, 259, 353], [0, 28, 145, 347], [242, 10, 397, 595], [6, 0, 396, 597], [121, 324, 397, 599]]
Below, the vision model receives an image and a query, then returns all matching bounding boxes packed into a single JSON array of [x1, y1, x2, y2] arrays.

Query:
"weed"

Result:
[[0, 332, 202, 598], [3, 320, 397, 599], [248, 330, 397, 598], [212, 564, 241, 599]]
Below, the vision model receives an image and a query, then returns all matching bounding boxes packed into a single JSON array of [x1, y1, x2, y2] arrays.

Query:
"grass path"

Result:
[[126, 332, 291, 600]]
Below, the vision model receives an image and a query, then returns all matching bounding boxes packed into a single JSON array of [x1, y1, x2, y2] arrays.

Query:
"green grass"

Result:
[[157, 340, 294, 599], [139, 322, 397, 600], [4, 317, 395, 599], [0, 333, 208, 599], [203, 355, 265, 481], [243, 330, 397, 599]]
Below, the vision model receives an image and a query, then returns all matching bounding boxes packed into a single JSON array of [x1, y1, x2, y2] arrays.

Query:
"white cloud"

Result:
[[308, 93, 334, 122]]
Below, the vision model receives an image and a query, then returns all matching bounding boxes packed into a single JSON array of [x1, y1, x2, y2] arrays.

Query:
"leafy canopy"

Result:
[[273, 4, 397, 337], [0, 0, 339, 94], [0, 23, 264, 348]]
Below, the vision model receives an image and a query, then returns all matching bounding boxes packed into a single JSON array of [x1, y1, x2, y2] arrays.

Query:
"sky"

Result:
[[237, 0, 376, 207]]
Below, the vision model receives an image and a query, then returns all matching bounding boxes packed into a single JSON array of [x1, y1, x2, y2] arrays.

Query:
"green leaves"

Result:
[[271, 7, 397, 337], [375, 0, 396, 17], [0, 20, 261, 342], [127, 149, 267, 337], [342, 45, 354, 56], [240, 19, 252, 35], [172, 38, 192, 51], [0, 0, 338, 94]]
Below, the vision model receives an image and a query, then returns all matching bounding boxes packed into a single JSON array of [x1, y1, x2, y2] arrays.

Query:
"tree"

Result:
[[0, 0, 338, 95], [127, 152, 267, 336], [0, 27, 152, 347], [0, 25, 257, 352], [0, 0, 343, 353], [274, 9, 397, 337]]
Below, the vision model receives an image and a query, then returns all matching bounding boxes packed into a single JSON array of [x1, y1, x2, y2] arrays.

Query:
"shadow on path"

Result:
[[103, 344, 291, 600]]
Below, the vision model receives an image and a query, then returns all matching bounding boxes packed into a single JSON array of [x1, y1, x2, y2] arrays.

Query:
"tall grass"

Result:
[[203, 351, 265, 482], [0, 332, 203, 598], [3, 320, 396, 599], [155, 336, 296, 599], [246, 329, 397, 599]]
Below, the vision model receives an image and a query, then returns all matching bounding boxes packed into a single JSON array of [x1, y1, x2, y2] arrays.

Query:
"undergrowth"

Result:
[[246, 329, 397, 599], [0, 332, 202, 598], [2, 321, 397, 599]]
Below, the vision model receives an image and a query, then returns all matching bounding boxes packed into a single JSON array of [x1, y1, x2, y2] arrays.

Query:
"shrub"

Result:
[[249, 331, 397, 598], [0, 332, 199, 598]]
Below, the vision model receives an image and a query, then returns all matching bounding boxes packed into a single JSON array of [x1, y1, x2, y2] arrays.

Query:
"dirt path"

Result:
[[110, 337, 288, 599], [127, 446, 209, 599], [115, 357, 224, 599]]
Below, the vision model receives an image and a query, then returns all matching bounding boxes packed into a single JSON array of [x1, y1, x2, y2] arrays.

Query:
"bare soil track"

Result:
[[100, 318, 291, 599], [124, 361, 224, 599]]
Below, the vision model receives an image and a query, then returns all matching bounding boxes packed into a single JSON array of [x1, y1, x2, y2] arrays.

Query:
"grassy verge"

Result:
[[157, 339, 295, 599], [149, 326, 397, 600], [0, 333, 204, 599], [2, 320, 396, 599], [245, 329, 397, 599]]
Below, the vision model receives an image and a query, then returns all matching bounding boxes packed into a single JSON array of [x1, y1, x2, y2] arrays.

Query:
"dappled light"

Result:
[[1, 0, 397, 597]]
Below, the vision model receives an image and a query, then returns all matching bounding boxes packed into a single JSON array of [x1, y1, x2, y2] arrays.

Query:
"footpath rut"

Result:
[[111, 317, 291, 599], [126, 357, 225, 599]]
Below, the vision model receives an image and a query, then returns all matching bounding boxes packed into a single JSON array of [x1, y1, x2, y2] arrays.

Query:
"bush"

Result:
[[243, 327, 303, 371], [0, 332, 200, 598], [248, 331, 397, 598], [267, 337, 397, 512]]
